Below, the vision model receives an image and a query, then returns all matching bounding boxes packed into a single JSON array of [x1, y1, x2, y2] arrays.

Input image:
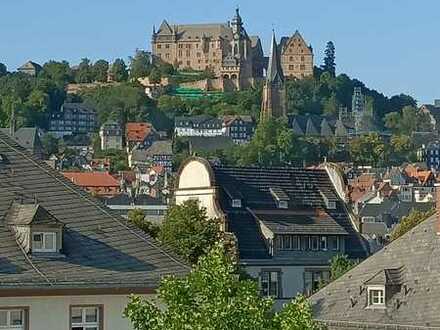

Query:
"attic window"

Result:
[[367, 286, 385, 307], [32, 232, 56, 253], [278, 201, 288, 209], [232, 199, 242, 208], [327, 201, 336, 209]]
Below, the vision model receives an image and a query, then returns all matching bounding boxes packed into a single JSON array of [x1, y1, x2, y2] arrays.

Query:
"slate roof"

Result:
[[211, 165, 368, 260], [175, 115, 222, 129], [188, 136, 234, 153], [251, 210, 349, 235], [5, 202, 63, 226], [0, 131, 188, 290], [61, 102, 95, 114], [0, 128, 42, 155], [310, 214, 440, 329], [266, 32, 284, 84], [156, 20, 233, 41]]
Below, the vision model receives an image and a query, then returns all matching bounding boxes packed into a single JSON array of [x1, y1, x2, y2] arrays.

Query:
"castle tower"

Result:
[[231, 8, 244, 59], [260, 31, 287, 121]]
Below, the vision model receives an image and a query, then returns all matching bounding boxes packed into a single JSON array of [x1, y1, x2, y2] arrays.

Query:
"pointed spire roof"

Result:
[[266, 31, 284, 84], [157, 20, 173, 34]]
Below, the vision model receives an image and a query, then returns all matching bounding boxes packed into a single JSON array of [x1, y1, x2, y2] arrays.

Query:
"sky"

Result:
[[1, 0, 439, 104]]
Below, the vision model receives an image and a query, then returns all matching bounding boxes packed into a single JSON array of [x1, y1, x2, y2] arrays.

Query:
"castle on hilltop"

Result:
[[151, 8, 264, 91], [152, 9, 314, 92]]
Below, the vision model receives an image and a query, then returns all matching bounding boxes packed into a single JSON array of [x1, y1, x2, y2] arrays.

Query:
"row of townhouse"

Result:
[[174, 115, 256, 144]]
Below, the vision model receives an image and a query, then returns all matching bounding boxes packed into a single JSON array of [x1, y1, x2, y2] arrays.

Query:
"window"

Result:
[[300, 236, 309, 250], [32, 232, 56, 252], [231, 199, 241, 208], [157, 44, 161, 49], [0, 309, 25, 329], [328, 236, 339, 251], [260, 271, 280, 297], [304, 270, 330, 295], [320, 236, 327, 251], [310, 236, 319, 251], [368, 287, 385, 307], [71, 306, 101, 330], [282, 235, 291, 250], [278, 201, 288, 209]]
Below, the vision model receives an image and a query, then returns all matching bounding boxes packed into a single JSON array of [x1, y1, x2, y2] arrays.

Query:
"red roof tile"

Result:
[[126, 122, 154, 142], [62, 172, 120, 187]]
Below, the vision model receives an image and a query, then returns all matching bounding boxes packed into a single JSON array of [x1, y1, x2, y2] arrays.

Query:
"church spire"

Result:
[[266, 31, 284, 84], [260, 30, 287, 122]]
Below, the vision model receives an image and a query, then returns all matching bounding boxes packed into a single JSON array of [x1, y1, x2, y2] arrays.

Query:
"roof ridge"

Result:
[[0, 132, 190, 271]]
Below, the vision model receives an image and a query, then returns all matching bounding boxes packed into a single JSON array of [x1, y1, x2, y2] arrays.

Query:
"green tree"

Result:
[[124, 244, 320, 330], [41, 133, 59, 156], [128, 209, 160, 239], [322, 41, 336, 77], [80, 83, 154, 125], [390, 208, 435, 241], [385, 105, 432, 135], [75, 58, 93, 83], [159, 200, 221, 264], [349, 133, 387, 166], [149, 68, 161, 84], [93, 59, 109, 83], [40, 60, 73, 86], [111, 58, 128, 82], [329, 254, 357, 281], [322, 92, 339, 115], [130, 51, 152, 80], [0, 63, 7, 77]]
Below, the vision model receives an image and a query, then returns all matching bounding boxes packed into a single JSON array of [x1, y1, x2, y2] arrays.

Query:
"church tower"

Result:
[[260, 31, 287, 121]]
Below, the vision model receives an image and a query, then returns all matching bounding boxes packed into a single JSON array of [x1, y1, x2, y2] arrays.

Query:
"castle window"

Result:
[[157, 44, 161, 49], [289, 56, 293, 61], [165, 44, 170, 49]]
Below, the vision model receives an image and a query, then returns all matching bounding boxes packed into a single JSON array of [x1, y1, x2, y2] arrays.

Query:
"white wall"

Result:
[[245, 264, 329, 304], [0, 294, 152, 330]]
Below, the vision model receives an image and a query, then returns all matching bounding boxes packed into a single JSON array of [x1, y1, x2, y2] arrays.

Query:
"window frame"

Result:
[[260, 269, 282, 298], [32, 232, 57, 253], [367, 286, 386, 308], [0, 307, 28, 330], [69, 305, 103, 330]]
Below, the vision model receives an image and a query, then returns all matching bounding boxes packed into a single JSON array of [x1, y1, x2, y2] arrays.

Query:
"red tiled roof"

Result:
[[62, 172, 120, 187], [126, 122, 153, 142]]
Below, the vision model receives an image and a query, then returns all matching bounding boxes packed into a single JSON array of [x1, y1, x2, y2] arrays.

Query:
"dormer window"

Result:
[[278, 201, 288, 209], [32, 232, 57, 253], [5, 202, 64, 255], [367, 286, 385, 307], [364, 266, 404, 309], [232, 199, 242, 208]]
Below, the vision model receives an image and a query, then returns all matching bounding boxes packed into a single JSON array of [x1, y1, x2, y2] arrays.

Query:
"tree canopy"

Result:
[[322, 41, 336, 77], [124, 244, 321, 330], [390, 208, 435, 241], [159, 200, 222, 264]]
